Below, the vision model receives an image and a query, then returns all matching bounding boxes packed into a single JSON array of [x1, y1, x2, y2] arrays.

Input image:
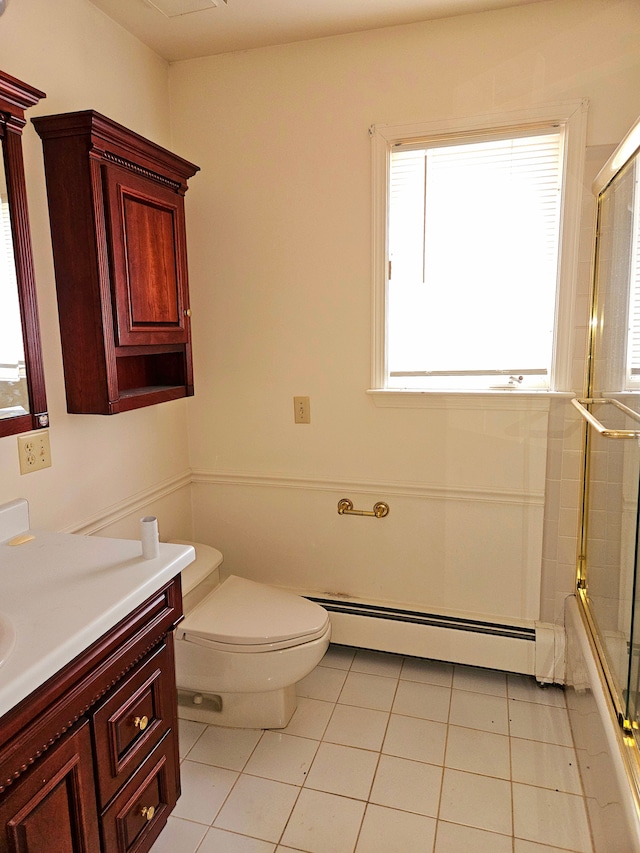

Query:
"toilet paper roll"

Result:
[[140, 515, 160, 560]]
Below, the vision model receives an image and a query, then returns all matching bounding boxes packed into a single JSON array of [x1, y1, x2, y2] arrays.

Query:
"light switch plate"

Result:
[[293, 396, 310, 424]]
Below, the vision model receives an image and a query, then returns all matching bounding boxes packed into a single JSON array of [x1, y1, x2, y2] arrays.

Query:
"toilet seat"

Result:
[[176, 575, 331, 653]]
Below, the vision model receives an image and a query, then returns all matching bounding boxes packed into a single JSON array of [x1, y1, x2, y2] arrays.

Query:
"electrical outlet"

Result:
[[293, 396, 310, 424], [17, 430, 52, 474]]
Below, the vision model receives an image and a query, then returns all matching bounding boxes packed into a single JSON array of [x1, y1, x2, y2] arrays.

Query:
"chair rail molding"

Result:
[[63, 470, 192, 535], [190, 469, 545, 507]]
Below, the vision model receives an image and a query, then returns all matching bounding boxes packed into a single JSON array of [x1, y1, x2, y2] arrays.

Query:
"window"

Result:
[[371, 103, 588, 395]]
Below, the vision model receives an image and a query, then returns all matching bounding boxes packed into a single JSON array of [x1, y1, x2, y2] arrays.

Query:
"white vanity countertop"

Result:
[[0, 521, 194, 719]]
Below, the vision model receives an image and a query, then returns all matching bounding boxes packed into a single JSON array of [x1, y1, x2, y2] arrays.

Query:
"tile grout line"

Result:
[[268, 689, 341, 851], [357, 661, 404, 852], [507, 680, 516, 853], [275, 646, 357, 852], [189, 725, 266, 843], [431, 675, 454, 853], [347, 647, 389, 853]]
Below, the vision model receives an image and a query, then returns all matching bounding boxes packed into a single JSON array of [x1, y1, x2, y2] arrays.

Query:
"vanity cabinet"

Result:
[[32, 111, 199, 415], [0, 577, 183, 853]]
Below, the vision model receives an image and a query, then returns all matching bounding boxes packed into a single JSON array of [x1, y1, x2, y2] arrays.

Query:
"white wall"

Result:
[[0, 0, 193, 538], [1, 0, 639, 645], [169, 0, 640, 629]]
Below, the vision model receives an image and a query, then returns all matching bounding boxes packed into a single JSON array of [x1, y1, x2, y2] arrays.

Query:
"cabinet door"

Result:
[[0, 720, 100, 853], [103, 165, 190, 348]]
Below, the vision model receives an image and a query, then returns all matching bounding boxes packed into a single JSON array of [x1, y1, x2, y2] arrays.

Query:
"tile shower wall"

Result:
[[539, 145, 617, 627]]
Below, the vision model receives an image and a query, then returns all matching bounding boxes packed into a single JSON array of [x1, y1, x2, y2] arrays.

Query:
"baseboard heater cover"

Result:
[[307, 597, 538, 675], [308, 597, 535, 642]]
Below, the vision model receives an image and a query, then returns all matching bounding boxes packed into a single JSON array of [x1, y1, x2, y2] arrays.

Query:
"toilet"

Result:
[[170, 541, 331, 728]]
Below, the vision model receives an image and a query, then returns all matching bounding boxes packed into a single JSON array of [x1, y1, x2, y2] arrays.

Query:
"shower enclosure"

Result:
[[573, 112, 640, 799]]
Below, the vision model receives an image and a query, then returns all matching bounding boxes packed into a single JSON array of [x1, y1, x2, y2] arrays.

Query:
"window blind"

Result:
[[627, 159, 640, 384], [387, 129, 563, 389]]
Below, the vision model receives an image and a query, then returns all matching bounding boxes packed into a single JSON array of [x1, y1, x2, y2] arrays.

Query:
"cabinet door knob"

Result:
[[133, 715, 149, 731], [141, 805, 156, 821], [184, 308, 192, 317]]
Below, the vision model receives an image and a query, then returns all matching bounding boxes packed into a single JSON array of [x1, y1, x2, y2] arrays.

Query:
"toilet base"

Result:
[[177, 684, 297, 729]]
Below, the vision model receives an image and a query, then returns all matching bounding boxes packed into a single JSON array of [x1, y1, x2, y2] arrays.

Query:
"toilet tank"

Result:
[[169, 540, 223, 615]]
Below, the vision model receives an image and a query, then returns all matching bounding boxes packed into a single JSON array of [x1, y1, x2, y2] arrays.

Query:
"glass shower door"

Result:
[[578, 123, 640, 737]]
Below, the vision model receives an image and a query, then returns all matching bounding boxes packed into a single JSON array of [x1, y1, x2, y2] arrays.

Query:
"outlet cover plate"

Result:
[[17, 431, 52, 475]]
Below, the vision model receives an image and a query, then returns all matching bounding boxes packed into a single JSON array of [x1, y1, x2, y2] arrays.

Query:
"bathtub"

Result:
[[565, 595, 640, 852]]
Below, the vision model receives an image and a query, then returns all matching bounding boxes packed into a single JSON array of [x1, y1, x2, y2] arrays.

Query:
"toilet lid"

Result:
[[177, 575, 330, 648]]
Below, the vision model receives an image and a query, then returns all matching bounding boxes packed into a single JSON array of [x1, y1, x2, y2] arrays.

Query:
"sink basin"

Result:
[[0, 613, 16, 669]]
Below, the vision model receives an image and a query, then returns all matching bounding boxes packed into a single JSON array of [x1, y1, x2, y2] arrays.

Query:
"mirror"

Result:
[[0, 69, 48, 438], [0, 149, 29, 419]]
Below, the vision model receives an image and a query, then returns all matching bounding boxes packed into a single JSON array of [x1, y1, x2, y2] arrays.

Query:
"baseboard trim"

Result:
[[310, 597, 538, 675]]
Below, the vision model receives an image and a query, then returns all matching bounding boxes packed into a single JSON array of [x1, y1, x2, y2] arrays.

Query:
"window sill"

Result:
[[367, 389, 576, 409]]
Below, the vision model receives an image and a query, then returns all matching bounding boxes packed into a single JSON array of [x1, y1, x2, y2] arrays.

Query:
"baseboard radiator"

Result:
[[307, 597, 562, 681]]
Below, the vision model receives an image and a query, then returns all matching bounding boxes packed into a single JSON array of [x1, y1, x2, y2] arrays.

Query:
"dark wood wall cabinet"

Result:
[[33, 111, 200, 415], [0, 577, 183, 853]]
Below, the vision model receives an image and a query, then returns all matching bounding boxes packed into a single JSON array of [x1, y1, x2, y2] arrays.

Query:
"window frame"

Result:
[[369, 101, 588, 403]]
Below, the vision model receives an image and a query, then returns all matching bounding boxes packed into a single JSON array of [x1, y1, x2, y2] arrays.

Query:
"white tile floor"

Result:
[[150, 645, 594, 853]]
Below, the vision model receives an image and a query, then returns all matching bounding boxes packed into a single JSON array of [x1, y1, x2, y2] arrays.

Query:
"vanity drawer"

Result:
[[100, 732, 178, 853], [92, 641, 173, 808]]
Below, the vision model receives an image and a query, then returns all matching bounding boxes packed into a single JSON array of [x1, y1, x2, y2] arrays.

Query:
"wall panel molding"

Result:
[[54, 468, 543, 538]]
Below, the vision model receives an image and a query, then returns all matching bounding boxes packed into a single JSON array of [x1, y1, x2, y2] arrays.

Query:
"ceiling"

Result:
[[88, 0, 550, 63]]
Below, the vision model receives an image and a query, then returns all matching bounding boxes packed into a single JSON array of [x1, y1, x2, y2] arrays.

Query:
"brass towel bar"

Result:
[[571, 397, 640, 439], [337, 499, 390, 518]]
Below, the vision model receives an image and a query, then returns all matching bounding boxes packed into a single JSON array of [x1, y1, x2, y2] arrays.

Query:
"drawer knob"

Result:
[[133, 715, 149, 731], [141, 805, 156, 822]]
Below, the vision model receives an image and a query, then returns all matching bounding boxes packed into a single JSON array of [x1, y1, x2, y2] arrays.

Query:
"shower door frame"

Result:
[[575, 114, 640, 809]]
